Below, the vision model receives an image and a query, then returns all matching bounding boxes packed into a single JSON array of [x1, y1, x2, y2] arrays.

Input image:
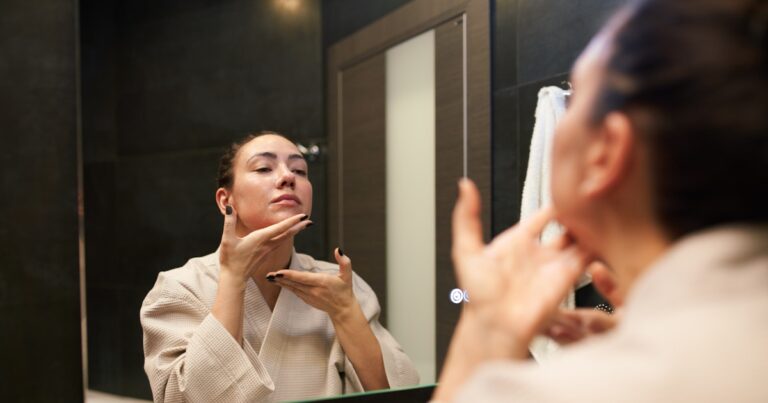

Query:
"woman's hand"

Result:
[[219, 205, 312, 283], [268, 248, 357, 320], [434, 179, 592, 400], [270, 250, 390, 391], [213, 205, 311, 344], [542, 308, 620, 345], [451, 178, 592, 355]]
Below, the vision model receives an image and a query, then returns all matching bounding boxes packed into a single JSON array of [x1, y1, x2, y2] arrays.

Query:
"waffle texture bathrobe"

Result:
[[141, 250, 420, 402], [454, 225, 768, 402]]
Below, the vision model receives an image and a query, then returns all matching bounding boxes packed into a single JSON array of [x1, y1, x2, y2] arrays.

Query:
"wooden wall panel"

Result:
[[338, 54, 388, 325], [434, 16, 466, 375]]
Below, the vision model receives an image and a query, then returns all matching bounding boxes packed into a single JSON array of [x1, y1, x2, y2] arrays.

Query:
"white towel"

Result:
[[521, 86, 590, 363]]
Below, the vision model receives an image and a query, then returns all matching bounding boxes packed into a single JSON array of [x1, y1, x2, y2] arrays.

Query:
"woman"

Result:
[[141, 132, 419, 402], [435, 0, 768, 401]]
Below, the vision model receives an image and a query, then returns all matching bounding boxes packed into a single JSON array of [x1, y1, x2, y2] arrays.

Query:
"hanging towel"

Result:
[[522, 86, 590, 363]]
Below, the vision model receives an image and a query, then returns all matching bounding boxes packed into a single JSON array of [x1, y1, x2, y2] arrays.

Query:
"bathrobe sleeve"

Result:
[[140, 273, 274, 403], [341, 273, 421, 392]]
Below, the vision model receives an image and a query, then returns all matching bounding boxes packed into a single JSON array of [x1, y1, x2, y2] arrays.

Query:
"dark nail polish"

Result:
[[225, 205, 232, 215], [306, 222, 314, 228], [300, 214, 309, 221], [338, 248, 344, 256], [266, 275, 275, 282], [275, 273, 284, 278]]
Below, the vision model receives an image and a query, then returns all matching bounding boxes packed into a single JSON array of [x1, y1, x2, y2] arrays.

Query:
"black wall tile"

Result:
[[517, 0, 625, 84], [0, 0, 83, 400], [81, 0, 118, 164], [115, 0, 323, 156], [492, 87, 520, 235], [87, 286, 152, 397], [84, 161, 117, 288], [114, 150, 223, 290], [493, 0, 518, 90], [321, 0, 413, 48], [0, 302, 83, 401]]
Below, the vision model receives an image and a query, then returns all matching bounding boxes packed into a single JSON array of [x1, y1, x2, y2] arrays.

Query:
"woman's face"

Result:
[[225, 135, 313, 235], [551, 32, 612, 246]]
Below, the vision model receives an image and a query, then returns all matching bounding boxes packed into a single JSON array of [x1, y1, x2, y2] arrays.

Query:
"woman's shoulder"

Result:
[[143, 251, 220, 307]]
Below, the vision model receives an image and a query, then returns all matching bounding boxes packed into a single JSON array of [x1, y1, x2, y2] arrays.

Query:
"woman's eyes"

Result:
[[252, 167, 308, 176]]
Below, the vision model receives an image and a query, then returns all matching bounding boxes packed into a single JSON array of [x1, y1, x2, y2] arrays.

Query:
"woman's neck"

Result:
[[604, 221, 671, 300], [253, 240, 294, 278], [250, 239, 293, 311]]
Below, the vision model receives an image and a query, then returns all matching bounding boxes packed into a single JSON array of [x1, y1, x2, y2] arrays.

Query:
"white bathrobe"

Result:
[[456, 225, 768, 403], [141, 250, 419, 402]]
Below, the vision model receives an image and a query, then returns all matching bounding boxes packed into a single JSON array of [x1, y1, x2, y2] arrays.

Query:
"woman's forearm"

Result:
[[211, 270, 247, 345], [434, 313, 528, 401], [331, 303, 389, 391]]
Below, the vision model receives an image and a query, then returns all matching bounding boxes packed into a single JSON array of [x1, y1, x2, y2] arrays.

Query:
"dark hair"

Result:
[[593, 0, 768, 239], [216, 130, 294, 189]]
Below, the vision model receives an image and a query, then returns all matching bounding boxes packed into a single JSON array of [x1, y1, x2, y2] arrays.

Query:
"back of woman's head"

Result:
[[594, 0, 768, 239]]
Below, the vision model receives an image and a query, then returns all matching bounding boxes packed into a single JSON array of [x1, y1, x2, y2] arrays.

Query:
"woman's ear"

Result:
[[215, 188, 230, 215], [589, 261, 624, 307], [581, 112, 635, 198]]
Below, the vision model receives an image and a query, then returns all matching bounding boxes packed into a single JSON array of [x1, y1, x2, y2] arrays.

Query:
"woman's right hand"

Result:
[[218, 205, 312, 282]]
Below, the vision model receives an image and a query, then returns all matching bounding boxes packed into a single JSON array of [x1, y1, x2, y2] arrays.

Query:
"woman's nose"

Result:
[[276, 165, 296, 189]]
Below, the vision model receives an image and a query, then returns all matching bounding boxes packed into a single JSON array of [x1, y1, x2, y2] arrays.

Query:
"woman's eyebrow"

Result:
[[248, 152, 277, 161], [246, 152, 305, 164]]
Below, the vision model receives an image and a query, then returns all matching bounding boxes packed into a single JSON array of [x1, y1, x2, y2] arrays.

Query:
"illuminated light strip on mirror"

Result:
[[462, 13, 468, 179], [337, 72, 344, 244]]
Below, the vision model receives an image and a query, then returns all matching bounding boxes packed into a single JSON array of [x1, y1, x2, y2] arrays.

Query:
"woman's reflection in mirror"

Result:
[[140, 132, 419, 402]]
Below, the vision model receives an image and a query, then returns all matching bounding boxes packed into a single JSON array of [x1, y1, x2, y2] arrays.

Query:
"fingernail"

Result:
[[300, 214, 309, 221], [225, 205, 232, 215], [266, 275, 275, 282], [275, 273, 284, 278], [338, 248, 344, 256], [306, 222, 314, 228]]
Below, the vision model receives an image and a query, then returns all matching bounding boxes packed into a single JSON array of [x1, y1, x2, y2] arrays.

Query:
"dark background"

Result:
[[0, 0, 624, 400], [0, 0, 83, 401]]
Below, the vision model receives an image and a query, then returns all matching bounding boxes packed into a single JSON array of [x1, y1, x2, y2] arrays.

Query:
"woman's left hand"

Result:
[[451, 178, 592, 356], [267, 248, 358, 321]]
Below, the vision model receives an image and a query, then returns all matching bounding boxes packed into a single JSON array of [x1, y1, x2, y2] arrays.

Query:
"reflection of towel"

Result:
[[522, 86, 590, 364], [521, 86, 566, 242]]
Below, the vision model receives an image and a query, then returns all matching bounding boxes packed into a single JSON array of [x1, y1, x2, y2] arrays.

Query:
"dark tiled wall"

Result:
[[81, 0, 325, 398], [491, 0, 627, 234], [0, 0, 84, 401], [321, 0, 413, 49]]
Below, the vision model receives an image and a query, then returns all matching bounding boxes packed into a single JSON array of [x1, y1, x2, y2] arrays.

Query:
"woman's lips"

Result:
[[271, 194, 301, 205]]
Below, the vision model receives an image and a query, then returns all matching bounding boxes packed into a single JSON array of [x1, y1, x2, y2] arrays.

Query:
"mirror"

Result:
[[81, 0, 488, 401]]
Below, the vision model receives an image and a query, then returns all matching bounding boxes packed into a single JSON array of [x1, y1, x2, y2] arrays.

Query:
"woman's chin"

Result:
[[267, 209, 306, 223]]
